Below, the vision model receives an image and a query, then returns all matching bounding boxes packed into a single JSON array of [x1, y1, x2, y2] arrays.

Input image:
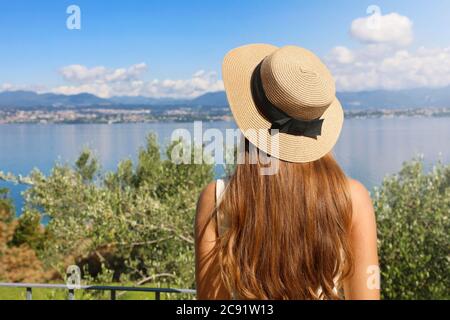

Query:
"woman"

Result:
[[195, 44, 380, 300]]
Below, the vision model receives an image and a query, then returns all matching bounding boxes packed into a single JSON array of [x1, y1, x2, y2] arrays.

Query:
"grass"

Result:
[[0, 284, 182, 300]]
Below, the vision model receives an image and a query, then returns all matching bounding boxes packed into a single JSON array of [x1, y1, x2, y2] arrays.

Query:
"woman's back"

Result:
[[195, 172, 379, 300], [195, 43, 379, 300]]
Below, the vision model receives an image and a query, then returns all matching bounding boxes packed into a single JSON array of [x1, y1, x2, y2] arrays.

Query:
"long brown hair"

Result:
[[214, 140, 353, 299]]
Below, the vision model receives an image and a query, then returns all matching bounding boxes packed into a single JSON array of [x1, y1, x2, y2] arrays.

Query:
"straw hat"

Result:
[[222, 44, 343, 163]]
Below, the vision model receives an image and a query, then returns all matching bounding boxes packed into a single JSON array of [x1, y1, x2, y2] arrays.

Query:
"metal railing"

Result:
[[0, 282, 196, 300]]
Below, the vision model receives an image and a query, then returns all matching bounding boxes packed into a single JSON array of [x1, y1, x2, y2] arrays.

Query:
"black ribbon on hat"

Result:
[[251, 62, 324, 139]]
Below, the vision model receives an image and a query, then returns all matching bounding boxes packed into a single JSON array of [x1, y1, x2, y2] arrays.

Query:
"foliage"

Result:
[[75, 148, 100, 183], [373, 158, 450, 299], [0, 188, 50, 283], [10, 211, 45, 251], [18, 133, 213, 291], [0, 188, 15, 223]]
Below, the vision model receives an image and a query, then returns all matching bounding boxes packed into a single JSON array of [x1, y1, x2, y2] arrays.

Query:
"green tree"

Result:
[[0, 188, 50, 283], [374, 158, 450, 299], [0, 188, 14, 223], [10, 210, 45, 251], [75, 149, 99, 183], [22, 133, 213, 292]]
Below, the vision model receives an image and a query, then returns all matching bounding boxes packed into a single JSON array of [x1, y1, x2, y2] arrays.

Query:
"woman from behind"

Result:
[[195, 44, 380, 300]]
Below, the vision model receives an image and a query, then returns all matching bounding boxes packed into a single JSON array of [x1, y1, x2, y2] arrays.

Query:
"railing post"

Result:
[[155, 291, 161, 300], [26, 287, 32, 300], [68, 289, 75, 300], [110, 290, 116, 300]]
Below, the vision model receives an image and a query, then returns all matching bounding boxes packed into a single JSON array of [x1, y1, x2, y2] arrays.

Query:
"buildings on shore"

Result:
[[0, 106, 449, 124]]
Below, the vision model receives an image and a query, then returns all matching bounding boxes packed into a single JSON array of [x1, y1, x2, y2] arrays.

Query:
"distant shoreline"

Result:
[[0, 107, 450, 124]]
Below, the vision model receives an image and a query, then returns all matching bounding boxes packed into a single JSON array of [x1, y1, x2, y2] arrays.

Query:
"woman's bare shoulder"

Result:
[[197, 182, 216, 208], [347, 178, 375, 224], [348, 178, 370, 198], [195, 182, 217, 228]]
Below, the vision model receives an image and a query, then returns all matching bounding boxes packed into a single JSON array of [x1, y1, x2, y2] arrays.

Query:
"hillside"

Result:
[[1, 86, 450, 109]]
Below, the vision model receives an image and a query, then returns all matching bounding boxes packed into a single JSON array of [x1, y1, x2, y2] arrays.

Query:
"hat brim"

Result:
[[222, 43, 344, 163]]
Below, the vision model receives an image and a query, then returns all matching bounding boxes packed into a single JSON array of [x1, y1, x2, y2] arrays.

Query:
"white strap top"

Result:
[[215, 178, 230, 236]]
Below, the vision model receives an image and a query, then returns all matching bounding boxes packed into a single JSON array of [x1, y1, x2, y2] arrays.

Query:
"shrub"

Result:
[[374, 158, 450, 299], [21, 133, 214, 290], [0, 188, 51, 282]]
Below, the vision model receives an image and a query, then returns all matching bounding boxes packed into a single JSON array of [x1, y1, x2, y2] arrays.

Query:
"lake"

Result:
[[1, 117, 450, 215]]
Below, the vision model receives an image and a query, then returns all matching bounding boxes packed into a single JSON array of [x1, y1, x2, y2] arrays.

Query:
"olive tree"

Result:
[[22, 134, 213, 291], [373, 158, 450, 299]]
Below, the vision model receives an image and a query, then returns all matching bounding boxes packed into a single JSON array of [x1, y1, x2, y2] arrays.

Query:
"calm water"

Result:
[[1, 118, 450, 215]]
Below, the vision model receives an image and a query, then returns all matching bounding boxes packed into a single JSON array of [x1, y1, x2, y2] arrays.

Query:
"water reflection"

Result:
[[1, 117, 449, 214]]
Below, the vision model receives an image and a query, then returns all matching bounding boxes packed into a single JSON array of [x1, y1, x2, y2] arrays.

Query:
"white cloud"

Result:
[[325, 10, 450, 91], [60, 63, 147, 83], [328, 46, 355, 64], [350, 12, 413, 47], [0, 83, 14, 91], [143, 70, 224, 99], [326, 45, 450, 91], [52, 83, 112, 98], [52, 64, 223, 98], [0, 83, 48, 93]]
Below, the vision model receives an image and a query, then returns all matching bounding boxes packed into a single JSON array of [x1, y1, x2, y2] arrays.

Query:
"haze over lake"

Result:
[[1, 118, 450, 215]]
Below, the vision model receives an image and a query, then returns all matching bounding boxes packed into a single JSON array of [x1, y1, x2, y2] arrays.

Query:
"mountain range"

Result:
[[1, 86, 450, 109]]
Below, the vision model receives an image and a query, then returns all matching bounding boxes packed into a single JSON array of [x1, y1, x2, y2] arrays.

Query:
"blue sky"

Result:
[[1, 0, 450, 97]]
